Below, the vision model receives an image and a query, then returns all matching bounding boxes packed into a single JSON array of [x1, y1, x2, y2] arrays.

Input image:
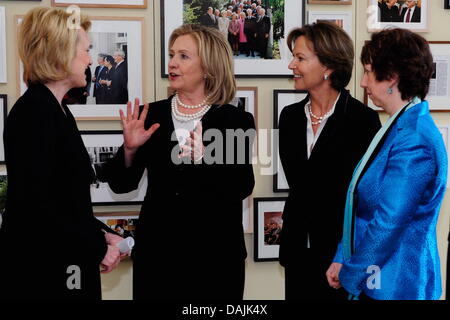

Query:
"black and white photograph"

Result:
[[17, 17, 143, 120], [273, 89, 307, 192], [254, 197, 286, 261], [0, 95, 7, 164], [0, 7, 6, 83], [81, 131, 147, 205], [51, 0, 147, 8], [161, 0, 305, 77], [368, 0, 429, 32]]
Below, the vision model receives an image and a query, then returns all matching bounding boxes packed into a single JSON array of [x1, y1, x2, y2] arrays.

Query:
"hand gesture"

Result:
[[179, 121, 205, 162], [326, 262, 343, 289], [100, 245, 121, 274], [120, 98, 160, 153]]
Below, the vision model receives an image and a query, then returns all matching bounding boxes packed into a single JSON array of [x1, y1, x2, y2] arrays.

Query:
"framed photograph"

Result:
[[81, 131, 147, 205], [161, 0, 305, 78], [16, 17, 143, 120], [95, 211, 140, 237], [308, 0, 352, 4], [446, 0, 450, 9], [51, 0, 146, 8], [367, 0, 429, 32], [0, 7, 6, 83], [364, 41, 450, 111], [253, 197, 286, 261], [308, 11, 352, 37], [0, 95, 7, 164], [273, 89, 308, 192], [437, 125, 450, 188]]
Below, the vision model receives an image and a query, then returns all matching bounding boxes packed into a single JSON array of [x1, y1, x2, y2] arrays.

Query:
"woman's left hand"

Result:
[[179, 121, 205, 162], [326, 262, 343, 289]]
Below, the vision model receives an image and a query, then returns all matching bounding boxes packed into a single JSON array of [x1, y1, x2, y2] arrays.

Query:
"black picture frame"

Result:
[[160, 0, 306, 78], [445, 0, 450, 9], [80, 130, 147, 206], [0, 94, 7, 164], [253, 197, 287, 262], [273, 89, 308, 193]]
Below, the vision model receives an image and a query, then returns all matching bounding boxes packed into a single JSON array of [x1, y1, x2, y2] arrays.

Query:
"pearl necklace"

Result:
[[175, 93, 210, 109], [171, 96, 211, 122], [308, 105, 333, 125]]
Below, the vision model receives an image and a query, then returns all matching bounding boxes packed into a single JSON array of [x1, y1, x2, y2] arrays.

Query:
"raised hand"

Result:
[[120, 98, 160, 152]]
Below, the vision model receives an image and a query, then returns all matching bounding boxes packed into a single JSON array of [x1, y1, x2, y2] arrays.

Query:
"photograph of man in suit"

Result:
[[110, 50, 128, 104], [400, 0, 421, 23], [92, 53, 106, 104], [256, 8, 271, 59], [200, 7, 218, 28]]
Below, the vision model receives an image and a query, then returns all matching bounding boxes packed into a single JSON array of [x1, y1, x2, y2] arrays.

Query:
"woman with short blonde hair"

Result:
[[98, 24, 255, 300], [0, 7, 123, 300]]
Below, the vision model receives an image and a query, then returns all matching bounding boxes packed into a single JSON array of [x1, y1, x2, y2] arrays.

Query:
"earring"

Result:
[[203, 74, 207, 79], [387, 87, 393, 94], [324, 74, 329, 80]]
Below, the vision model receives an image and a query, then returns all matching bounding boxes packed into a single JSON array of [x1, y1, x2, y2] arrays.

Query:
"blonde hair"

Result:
[[18, 7, 91, 86], [168, 24, 236, 106]]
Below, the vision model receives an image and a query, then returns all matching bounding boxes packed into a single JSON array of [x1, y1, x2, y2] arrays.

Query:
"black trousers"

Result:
[[284, 251, 348, 301], [133, 257, 245, 301]]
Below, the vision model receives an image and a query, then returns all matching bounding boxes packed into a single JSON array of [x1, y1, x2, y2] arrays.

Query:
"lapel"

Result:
[[308, 90, 349, 161]]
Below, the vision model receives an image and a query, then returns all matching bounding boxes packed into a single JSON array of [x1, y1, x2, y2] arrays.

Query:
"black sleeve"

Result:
[[5, 103, 107, 263]]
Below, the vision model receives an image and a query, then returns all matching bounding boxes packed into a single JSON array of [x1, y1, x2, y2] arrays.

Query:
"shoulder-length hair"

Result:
[[18, 7, 91, 86], [361, 28, 433, 101], [168, 24, 236, 106], [287, 22, 354, 91]]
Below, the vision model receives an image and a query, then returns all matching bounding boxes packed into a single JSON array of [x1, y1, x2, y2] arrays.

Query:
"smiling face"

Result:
[[68, 29, 92, 88], [168, 34, 205, 95], [288, 36, 328, 91]]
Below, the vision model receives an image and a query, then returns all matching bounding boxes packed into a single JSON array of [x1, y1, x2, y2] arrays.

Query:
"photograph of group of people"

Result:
[[64, 32, 129, 105], [378, 0, 423, 22], [184, 0, 283, 59]]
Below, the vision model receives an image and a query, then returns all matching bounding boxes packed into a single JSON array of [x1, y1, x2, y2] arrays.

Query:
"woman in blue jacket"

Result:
[[326, 28, 447, 300]]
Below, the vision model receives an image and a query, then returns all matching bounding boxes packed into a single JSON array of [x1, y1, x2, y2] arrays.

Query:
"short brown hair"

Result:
[[361, 28, 433, 100], [287, 22, 354, 91], [168, 24, 236, 106], [18, 7, 91, 86]]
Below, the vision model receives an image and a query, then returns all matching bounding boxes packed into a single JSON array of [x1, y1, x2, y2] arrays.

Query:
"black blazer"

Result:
[[110, 61, 128, 104], [256, 15, 271, 35], [98, 98, 255, 267], [0, 84, 111, 300], [278, 90, 381, 266]]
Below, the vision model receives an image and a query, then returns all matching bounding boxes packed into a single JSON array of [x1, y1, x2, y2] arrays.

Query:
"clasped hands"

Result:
[[100, 232, 129, 274]]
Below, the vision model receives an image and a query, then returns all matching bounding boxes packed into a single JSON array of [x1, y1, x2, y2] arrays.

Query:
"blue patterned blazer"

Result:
[[334, 101, 447, 300]]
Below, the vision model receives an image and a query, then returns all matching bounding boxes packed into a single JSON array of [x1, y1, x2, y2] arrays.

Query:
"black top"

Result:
[[0, 84, 110, 300], [98, 98, 255, 263], [278, 90, 381, 266]]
